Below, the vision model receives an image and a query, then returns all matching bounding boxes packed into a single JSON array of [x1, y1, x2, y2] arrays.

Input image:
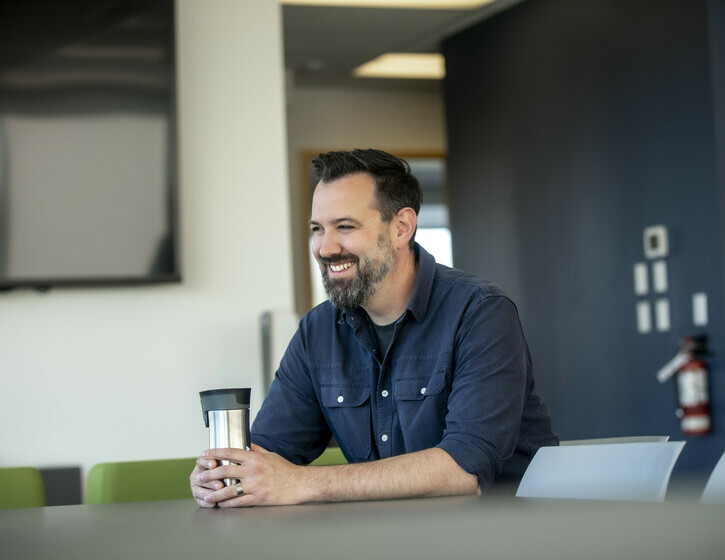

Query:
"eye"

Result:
[[310, 225, 323, 234], [338, 224, 354, 231]]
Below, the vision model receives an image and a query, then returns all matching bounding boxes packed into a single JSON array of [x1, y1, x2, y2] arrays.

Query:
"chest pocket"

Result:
[[394, 369, 448, 400], [320, 384, 372, 461], [393, 369, 448, 452]]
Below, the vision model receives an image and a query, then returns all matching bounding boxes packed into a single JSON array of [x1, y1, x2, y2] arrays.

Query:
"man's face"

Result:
[[309, 173, 396, 310]]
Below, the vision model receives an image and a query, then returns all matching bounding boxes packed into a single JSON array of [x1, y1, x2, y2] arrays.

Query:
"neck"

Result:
[[363, 247, 417, 325]]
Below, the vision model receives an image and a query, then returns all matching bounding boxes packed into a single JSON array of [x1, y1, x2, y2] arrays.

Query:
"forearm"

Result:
[[300, 447, 480, 503]]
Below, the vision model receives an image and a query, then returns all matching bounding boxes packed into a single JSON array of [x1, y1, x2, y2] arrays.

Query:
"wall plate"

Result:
[[643, 225, 669, 259]]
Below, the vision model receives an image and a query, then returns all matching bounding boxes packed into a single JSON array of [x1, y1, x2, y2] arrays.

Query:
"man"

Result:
[[191, 149, 557, 507]]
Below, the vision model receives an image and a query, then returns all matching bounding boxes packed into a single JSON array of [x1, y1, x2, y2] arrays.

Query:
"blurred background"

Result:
[[1, 0, 723, 503]]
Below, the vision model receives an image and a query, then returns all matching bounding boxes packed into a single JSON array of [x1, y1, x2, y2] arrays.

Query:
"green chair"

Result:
[[85, 457, 197, 504], [0, 466, 47, 509], [310, 446, 348, 466]]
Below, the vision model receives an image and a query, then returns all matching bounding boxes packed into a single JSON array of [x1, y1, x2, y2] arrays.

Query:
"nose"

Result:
[[315, 229, 341, 259]]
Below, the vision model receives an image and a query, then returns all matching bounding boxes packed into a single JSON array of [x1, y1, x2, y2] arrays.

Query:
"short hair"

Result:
[[311, 149, 423, 249]]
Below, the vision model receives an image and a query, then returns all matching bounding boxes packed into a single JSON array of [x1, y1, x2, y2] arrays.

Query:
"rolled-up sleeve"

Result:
[[435, 294, 528, 490]]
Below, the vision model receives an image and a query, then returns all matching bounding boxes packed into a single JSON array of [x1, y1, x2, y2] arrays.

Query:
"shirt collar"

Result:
[[339, 242, 436, 327], [406, 242, 436, 323]]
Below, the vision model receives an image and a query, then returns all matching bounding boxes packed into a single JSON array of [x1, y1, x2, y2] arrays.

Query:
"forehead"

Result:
[[310, 172, 379, 222]]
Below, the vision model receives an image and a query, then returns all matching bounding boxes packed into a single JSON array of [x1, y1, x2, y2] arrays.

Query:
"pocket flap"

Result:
[[321, 384, 370, 408], [394, 370, 447, 401]]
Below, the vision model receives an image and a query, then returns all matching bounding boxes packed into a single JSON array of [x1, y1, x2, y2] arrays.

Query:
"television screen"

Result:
[[0, 0, 179, 289]]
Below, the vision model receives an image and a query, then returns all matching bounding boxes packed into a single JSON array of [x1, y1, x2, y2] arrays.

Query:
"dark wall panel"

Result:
[[444, 0, 725, 480]]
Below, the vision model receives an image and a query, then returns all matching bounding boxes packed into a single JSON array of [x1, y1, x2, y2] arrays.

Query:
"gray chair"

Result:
[[560, 435, 669, 446], [701, 449, 725, 504], [516, 441, 685, 502]]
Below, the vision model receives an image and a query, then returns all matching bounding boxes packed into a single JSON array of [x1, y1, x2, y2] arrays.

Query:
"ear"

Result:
[[391, 207, 417, 250]]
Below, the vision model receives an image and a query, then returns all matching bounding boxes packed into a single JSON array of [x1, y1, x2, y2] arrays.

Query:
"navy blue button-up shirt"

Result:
[[251, 244, 557, 490]]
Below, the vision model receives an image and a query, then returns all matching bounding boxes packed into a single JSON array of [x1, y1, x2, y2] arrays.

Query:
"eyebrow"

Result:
[[308, 217, 363, 228]]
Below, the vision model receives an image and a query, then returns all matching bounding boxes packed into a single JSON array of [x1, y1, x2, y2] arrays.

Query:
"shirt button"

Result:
[[381, 434, 388, 442], [420, 387, 427, 395], [381, 390, 389, 398], [337, 395, 344, 403]]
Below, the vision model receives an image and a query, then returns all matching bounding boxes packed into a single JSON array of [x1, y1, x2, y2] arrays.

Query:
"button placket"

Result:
[[375, 361, 393, 457]]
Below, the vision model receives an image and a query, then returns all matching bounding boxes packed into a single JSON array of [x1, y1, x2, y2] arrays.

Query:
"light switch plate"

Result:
[[652, 260, 668, 293], [655, 298, 671, 332], [634, 263, 649, 295], [693, 293, 708, 326], [636, 301, 652, 334]]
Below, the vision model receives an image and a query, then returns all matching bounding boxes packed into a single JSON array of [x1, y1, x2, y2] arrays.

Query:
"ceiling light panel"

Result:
[[282, 1, 495, 9], [353, 53, 445, 79]]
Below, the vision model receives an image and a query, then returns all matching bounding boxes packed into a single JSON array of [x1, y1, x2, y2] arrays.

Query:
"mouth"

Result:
[[321, 256, 358, 277], [329, 261, 355, 273]]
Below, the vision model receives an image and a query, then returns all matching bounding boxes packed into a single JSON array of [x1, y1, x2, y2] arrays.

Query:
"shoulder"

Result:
[[432, 263, 510, 304], [299, 300, 341, 334]]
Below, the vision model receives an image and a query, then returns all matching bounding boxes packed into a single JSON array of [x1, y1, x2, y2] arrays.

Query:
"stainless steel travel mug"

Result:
[[200, 388, 251, 487]]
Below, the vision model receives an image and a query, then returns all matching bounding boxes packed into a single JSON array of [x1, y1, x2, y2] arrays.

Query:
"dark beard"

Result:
[[320, 234, 393, 310]]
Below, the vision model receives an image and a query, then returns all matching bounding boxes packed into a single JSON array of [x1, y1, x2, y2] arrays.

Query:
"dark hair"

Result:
[[311, 149, 423, 249]]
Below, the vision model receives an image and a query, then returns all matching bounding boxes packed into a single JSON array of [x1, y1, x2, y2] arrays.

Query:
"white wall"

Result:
[[0, 0, 292, 490], [286, 83, 447, 314]]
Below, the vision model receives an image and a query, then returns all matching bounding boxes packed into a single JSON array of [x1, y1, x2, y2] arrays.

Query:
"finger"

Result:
[[200, 480, 224, 491], [192, 484, 220, 507], [203, 448, 252, 462], [203, 480, 246, 505], [194, 458, 217, 476], [197, 464, 243, 485], [250, 443, 270, 454], [190, 465, 223, 493], [217, 493, 256, 508], [189, 473, 224, 493]]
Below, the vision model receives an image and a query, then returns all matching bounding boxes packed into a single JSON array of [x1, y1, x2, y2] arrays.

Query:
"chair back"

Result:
[[85, 457, 196, 504], [560, 435, 669, 446], [0, 467, 46, 509], [701, 449, 725, 504], [516, 441, 685, 502], [310, 446, 348, 466]]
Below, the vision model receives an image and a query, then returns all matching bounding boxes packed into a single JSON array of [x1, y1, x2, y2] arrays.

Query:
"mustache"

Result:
[[319, 254, 359, 266]]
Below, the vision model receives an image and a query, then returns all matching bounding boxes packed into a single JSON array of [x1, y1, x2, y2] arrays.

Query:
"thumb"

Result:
[[250, 443, 270, 453]]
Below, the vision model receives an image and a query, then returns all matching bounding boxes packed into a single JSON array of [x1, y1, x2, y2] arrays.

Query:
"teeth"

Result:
[[330, 262, 354, 272]]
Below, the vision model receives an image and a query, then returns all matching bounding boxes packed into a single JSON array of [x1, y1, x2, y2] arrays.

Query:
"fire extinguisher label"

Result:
[[677, 369, 709, 407], [681, 415, 710, 433]]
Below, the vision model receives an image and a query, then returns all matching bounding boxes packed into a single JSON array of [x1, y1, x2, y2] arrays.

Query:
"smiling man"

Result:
[[190, 149, 557, 507]]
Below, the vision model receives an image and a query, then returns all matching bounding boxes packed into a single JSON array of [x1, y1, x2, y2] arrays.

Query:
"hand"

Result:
[[192, 445, 312, 508], [189, 454, 226, 508]]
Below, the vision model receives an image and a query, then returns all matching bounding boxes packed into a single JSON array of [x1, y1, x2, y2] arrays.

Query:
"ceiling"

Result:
[[282, 0, 524, 90]]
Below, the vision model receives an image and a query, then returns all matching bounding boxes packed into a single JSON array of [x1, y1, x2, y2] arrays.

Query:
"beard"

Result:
[[319, 230, 395, 310]]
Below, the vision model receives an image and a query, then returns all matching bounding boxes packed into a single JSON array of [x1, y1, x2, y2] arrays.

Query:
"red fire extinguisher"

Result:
[[656, 335, 711, 436]]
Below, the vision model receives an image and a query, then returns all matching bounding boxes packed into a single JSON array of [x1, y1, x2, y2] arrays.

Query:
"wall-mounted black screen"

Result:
[[0, 0, 179, 289]]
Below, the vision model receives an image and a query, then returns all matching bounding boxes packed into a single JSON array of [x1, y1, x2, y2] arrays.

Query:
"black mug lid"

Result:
[[200, 388, 251, 427]]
